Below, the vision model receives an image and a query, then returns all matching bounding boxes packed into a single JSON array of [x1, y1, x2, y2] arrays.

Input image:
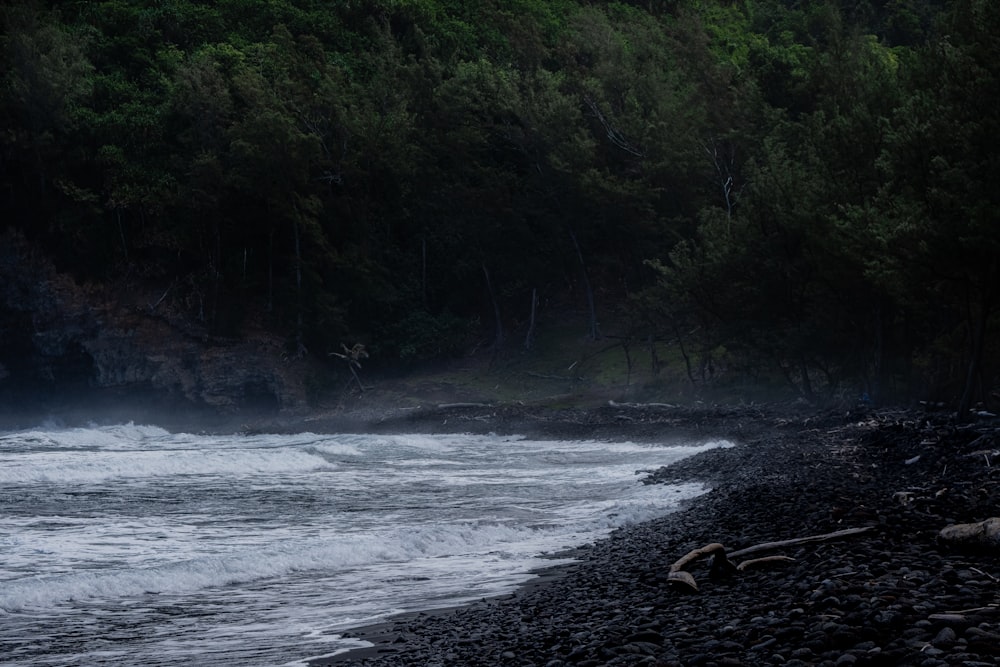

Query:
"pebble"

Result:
[[932, 626, 957, 647]]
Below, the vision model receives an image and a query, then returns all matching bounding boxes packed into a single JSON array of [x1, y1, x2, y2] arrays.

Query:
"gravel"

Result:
[[309, 404, 1000, 667]]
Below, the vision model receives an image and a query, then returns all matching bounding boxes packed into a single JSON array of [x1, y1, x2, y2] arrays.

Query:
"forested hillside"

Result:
[[1, 0, 997, 413]]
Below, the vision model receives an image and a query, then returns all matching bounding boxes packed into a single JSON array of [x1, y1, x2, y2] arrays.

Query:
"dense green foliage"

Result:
[[1, 0, 996, 408]]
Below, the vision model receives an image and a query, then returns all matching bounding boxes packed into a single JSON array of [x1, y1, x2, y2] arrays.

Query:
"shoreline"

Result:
[[5, 401, 997, 665], [303, 405, 1000, 667], [297, 403, 760, 665], [309, 561, 580, 665]]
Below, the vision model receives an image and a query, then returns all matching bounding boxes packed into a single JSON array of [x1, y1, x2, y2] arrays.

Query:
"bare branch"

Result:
[[583, 94, 645, 158]]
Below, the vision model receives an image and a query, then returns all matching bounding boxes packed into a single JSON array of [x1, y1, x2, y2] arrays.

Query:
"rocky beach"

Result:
[[309, 403, 1000, 667]]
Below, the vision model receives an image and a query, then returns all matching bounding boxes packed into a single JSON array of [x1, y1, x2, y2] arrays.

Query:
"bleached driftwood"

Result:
[[938, 517, 1000, 551], [728, 526, 874, 558], [667, 526, 874, 593], [608, 400, 679, 409], [667, 543, 726, 592], [736, 555, 797, 571]]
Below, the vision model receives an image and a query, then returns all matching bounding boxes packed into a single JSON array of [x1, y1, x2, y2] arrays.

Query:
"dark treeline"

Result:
[[1, 0, 997, 410]]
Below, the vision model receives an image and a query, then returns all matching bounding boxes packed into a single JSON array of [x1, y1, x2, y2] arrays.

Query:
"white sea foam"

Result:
[[0, 479, 705, 612], [0, 526, 495, 610], [0, 427, 732, 665], [309, 443, 364, 457], [0, 446, 336, 483], [0, 422, 171, 451]]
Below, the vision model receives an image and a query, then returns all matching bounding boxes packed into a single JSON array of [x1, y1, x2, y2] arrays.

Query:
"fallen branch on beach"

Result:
[[667, 526, 874, 592], [608, 400, 679, 409], [938, 517, 1000, 551], [667, 543, 726, 590]]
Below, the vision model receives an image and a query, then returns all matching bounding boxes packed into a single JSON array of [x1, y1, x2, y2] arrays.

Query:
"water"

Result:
[[0, 423, 732, 666]]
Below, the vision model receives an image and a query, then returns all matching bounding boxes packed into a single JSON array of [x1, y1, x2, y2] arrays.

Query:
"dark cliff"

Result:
[[0, 230, 310, 427]]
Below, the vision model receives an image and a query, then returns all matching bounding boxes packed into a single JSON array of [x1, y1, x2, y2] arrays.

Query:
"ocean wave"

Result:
[[0, 447, 336, 484]]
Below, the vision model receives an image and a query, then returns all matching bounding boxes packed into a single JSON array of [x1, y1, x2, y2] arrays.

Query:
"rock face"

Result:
[[0, 230, 308, 422]]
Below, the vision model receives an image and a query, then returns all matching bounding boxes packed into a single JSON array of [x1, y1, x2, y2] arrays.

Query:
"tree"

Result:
[[1, 5, 95, 244], [869, 0, 1000, 415]]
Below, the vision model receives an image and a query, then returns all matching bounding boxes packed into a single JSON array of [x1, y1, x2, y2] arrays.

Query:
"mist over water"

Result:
[[0, 423, 731, 666]]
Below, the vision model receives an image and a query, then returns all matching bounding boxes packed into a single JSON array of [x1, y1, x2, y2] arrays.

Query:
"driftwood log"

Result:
[[667, 526, 874, 592], [938, 517, 1000, 551], [437, 402, 493, 409]]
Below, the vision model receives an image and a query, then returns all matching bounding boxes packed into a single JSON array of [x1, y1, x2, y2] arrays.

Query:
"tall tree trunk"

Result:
[[649, 331, 661, 375], [958, 266, 996, 418], [482, 263, 504, 350], [672, 321, 697, 385], [800, 354, 813, 399], [266, 228, 274, 314], [210, 217, 221, 328], [871, 300, 884, 404], [568, 226, 599, 340], [958, 306, 987, 419], [622, 338, 633, 390], [116, 209, 128, 262], [525, 287, 538, 350], [292, 219, 306, 357], [421, 236, 428, 309], [703, 138, 735, 232]]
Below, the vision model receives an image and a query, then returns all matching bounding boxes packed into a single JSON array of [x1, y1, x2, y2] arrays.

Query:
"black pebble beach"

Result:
[[310, 404, 1000, 667]]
